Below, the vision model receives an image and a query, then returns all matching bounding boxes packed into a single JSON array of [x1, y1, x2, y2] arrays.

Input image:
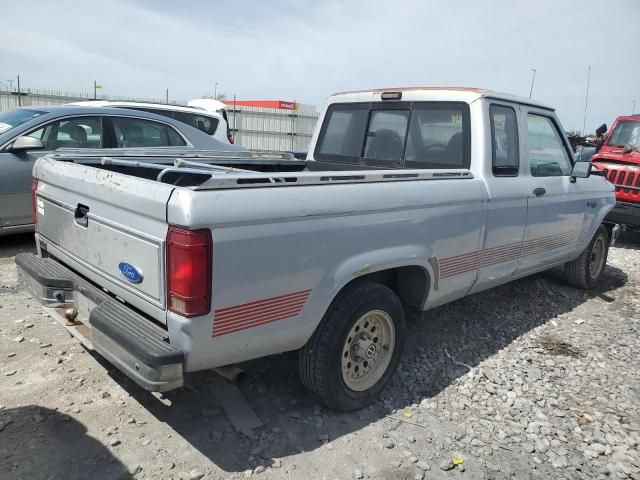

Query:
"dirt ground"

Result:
[[0, 232, 638, 480]]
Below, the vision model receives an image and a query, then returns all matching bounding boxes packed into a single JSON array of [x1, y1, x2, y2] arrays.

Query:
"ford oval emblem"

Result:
[[118, 262, 143, 283]]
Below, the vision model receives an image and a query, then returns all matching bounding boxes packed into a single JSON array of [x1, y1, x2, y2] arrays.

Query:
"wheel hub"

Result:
[[350, 337, 376, 361], [341, 310, 395, 392], [366, 344, 377, 359]]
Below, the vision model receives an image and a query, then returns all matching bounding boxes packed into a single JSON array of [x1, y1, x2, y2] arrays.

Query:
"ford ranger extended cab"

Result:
[[591, 115, 640, 230], [17, 87, 618, 411]]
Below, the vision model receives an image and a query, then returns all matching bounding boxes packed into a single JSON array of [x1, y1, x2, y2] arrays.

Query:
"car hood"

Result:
[[593, 147, 640, 166]]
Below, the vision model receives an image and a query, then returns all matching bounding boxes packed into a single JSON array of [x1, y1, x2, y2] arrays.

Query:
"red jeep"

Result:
[[591, 115, 640, 231]]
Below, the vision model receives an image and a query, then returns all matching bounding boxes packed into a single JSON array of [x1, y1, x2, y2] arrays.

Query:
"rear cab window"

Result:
[[315, 102, 470, 169], [363, 110, 410, 166]]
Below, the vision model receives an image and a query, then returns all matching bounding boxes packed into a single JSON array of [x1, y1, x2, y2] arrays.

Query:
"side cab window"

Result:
[[490, 105, 519, 176]]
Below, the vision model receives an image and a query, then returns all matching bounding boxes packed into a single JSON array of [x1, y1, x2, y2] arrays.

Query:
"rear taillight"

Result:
[[31, 179, 38, 225], [166, 227, 212, 317]]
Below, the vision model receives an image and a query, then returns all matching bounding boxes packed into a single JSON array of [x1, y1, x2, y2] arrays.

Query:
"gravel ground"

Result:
[[0, 232, 639, 480]]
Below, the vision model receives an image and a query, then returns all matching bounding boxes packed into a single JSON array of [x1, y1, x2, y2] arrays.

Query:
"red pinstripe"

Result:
[[215, 314, 300, 337], [215, 289, 311, 316], [481, 248, 521, 261], [214, 294, 309, 323], [440, 259, 481, 271], [214, 307, 305, 336], [212, 289, 311, 337], [214, 299, 308, 328], [439, 229, 580, 279]]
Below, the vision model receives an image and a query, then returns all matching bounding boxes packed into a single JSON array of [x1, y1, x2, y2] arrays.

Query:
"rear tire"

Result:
[[564, 225, 609, 289], [298, 279, 406, 411]]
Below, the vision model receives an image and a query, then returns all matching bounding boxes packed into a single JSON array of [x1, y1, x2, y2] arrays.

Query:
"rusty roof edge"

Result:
[[330, 86, 555, 110], [331, 86, 492, 96], [482, 92, 555, 111]]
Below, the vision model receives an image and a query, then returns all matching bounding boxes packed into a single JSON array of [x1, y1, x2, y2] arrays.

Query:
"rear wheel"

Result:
[[299, 279, 406, 411], [564, 225, 609, 289]]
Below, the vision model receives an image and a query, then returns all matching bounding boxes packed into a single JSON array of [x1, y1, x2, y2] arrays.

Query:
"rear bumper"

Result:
[[15, 253, 184, 392], [0, 223, 35, 237], [605, 201, 640, 228]]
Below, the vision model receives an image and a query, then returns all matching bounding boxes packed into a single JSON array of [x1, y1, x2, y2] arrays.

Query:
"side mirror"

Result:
[[570, 161, 592, 182], [594, 123, 607, 153], [595, 123, 607, 137], [595, 138, 604, 153], [11, 136, 44, 152]]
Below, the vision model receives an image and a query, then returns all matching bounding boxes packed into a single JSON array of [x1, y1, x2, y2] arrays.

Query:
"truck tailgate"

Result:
[[34, 158, 174, 320]]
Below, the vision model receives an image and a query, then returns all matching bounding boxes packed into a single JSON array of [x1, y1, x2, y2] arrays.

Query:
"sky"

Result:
[[1, 0, 638, 133]]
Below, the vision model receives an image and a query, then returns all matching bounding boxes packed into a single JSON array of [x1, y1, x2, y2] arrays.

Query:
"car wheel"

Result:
[[564, 225, 609, 289], [298, 279, 406, 411]]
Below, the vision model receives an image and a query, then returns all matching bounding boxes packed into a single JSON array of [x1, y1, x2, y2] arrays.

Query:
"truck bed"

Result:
[[46, 149, 473, 190]]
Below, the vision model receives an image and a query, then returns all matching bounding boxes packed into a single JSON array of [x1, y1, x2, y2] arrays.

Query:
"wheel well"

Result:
[[357, 266, 430, 309]]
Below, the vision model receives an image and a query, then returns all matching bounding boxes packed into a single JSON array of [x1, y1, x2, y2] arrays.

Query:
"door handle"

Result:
[[533, 187, 546, 196]]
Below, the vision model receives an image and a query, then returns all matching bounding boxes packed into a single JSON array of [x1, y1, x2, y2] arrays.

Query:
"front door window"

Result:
[[527, 114, 572, 177]]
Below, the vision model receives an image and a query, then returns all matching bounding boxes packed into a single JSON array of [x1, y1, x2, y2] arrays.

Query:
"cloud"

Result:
[[1, 0, 638, 131]]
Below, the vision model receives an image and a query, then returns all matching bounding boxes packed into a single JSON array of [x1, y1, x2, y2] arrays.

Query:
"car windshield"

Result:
[[607, 120, 640, 149], [0, 108, 48, 134]]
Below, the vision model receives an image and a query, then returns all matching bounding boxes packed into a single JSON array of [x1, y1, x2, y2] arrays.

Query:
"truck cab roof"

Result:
[[328, 86, 554, 111]]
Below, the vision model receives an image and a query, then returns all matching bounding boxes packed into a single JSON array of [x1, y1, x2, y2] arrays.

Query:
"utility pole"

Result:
[[17, 75, 21, 106], [582, 66, 591, 135], [166, 88, 169, 104], [94, 80, 97, 100], [529, 68, 536, 99], [633, 100, 636, 115], [214, 82, 218, 100]]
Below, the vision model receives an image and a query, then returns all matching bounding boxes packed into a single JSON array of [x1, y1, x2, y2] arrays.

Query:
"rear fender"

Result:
[[297, 244, 435, 346]]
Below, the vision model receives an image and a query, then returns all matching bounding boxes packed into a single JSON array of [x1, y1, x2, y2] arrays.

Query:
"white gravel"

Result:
[[0, 232, 638, 480]]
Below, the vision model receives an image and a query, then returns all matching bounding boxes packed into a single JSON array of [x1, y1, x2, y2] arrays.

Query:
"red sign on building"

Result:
[[225, 100, 299, 110]]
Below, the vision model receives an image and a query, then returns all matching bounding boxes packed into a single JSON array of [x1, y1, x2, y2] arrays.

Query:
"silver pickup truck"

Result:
[[17, 87, 618, 411]]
